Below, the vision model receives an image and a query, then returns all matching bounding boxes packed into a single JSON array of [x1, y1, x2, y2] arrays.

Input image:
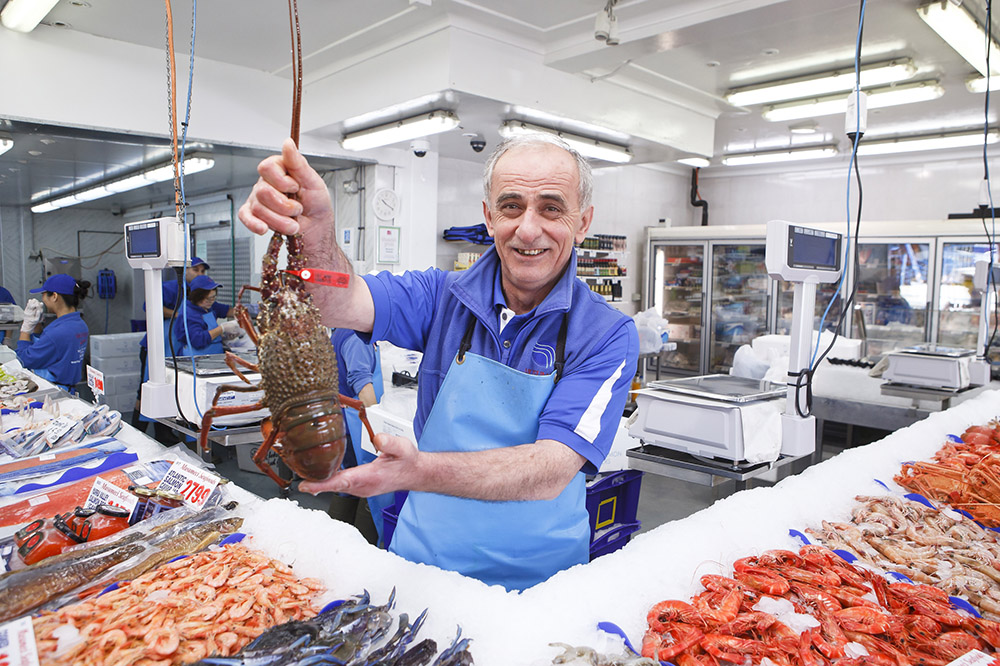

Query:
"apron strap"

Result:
[[456, 314, 477, 363], [553, 313, 569, 384]]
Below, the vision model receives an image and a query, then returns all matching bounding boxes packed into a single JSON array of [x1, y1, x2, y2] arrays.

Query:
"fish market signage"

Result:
[[0, 615, 39, 666], [156, 460, 220, 509]]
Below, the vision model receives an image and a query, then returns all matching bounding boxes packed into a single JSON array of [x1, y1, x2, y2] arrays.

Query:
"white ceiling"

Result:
[[0, 0, 995, 211]]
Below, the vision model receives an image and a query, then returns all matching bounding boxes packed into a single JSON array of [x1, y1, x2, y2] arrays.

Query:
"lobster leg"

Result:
[[198, 382, 267, 455], [224, 351, 260, 384], [252, 418, 291, 489], [340, 394, 377, 445]]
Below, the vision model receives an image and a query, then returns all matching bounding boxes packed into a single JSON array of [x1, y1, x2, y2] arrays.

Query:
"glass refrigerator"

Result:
[[853, 241, 931, 356], [651, 243, 705, 373], [708, 243, 770, 372], [936, 241, 1000, 352]]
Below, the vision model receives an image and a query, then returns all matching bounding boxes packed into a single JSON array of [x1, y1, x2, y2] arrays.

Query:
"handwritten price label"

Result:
[[156, 461, 220, 509], [0, 615, 41, 666], [85, 477, 140, 516]]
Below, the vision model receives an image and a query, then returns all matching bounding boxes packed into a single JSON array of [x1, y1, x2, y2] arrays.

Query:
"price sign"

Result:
[[156, 460, 220, 508], [947, 650, 995, 666], [86, 365, 105, 396], [0, 615, 40, 666], [44, 416, 77, 446], [84, 477, 140, 517]]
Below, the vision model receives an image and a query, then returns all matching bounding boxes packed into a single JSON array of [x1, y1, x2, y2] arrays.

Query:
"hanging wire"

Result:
[[982, 0, 999, 357]]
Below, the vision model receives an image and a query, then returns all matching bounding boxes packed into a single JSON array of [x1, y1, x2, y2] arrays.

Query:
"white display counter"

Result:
[[5, 359, 1000, 665]]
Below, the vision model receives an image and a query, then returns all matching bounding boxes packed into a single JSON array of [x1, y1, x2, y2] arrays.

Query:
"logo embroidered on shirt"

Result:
[[531, 343, 555, 371]]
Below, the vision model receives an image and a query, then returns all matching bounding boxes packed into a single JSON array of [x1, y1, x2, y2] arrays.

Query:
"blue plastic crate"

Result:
[[585, 469, 642, 538], [590, 520, 641, 560]]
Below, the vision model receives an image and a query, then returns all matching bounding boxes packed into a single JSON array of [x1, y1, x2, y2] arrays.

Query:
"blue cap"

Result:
[[191, 257, 210, 269], [190, 274, 222, 291], [30, 273, 77, 295]]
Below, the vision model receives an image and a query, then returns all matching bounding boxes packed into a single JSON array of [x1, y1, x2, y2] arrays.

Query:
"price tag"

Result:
[[44, 416, 77, 446], [0, 615, 40, 666], [156, 460, 220, 508], [948, 650, 995, 666], [86, 365, 105, 396], [27, 495, 49, 507], [84, 477, 140, 517]]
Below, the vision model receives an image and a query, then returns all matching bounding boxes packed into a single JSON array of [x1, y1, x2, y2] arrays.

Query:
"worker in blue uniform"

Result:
[[240, 134, 639, 591], [327, 328, 384, 545], [173, 274, 242, 355], [0, 285, 15, 344], [16, 274, 91, 393]]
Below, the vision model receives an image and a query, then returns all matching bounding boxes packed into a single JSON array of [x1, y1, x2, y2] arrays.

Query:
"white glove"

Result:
[[220, 320, 243, 340], [20, 299, 44, 334]]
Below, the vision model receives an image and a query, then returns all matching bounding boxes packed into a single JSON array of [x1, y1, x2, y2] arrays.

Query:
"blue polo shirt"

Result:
[[16, 312, 89, 387], [140, 279, 229, 349], [331, 328, 376, 399], [361, 246, 638, 473], [174, 300, 217, 352]]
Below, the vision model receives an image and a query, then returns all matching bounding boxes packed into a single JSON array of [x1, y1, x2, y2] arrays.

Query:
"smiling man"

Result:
[[239, 133, 638, 590]]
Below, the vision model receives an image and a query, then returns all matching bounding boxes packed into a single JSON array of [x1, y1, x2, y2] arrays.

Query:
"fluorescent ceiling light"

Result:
[[967, 75, 1000, 93], [677, 157, 710, 168], [918, 1, 1000, 77], [761, 80, 945, 122], [0, 134, 12, 156], [498, 121, 633, 163], [0, 0, 60, 32], [857, 130, 998, 156], [726, 59, 917, 106], [31, 156, 214, 214], [341, 110, 459, 151], [722, 145, 838, 166]]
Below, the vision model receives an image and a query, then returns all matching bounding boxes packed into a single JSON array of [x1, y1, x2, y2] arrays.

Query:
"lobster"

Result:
[[196, 232, 374, 489]]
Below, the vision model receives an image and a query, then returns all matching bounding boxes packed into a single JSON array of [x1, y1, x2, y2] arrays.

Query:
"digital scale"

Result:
[[629, 374, 785, 462], [627, 221, 843, 475], [167, 352, 268, 428], [124, 217, 187, 419]]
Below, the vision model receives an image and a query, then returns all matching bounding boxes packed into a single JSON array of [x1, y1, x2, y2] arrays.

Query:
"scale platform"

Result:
[[167, 351, 258, 376], [167, 351, 268, 428], [882, 344, 973, 391], [630, 374, 784, 464]]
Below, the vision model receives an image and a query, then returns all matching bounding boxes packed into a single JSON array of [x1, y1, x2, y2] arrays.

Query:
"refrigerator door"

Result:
[[709, 243, 770, 373], [854, 242, 931, 356], [936, 241, 1000, 352], [650, 242, 706, 374]]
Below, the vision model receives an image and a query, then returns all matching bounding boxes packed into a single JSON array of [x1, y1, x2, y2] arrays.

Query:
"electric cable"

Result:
[[794, 0, 867, 417], [982, 0, 999, 359]]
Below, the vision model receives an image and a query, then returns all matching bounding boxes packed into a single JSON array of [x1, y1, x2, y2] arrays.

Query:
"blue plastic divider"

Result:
[[946, 434, 963, 443], [14, 451, 139, 495], [1, 401, 43, 415], [788, 529, 811, 546], [320, 599, 346, 615]]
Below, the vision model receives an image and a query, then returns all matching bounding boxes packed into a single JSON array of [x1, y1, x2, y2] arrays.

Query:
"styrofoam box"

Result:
[[100, 371, 141, 396], [360, 403, 416, 456], [90, 332, 145, 358], [98, 392, 136, 413], [89, 353, 141, 375]]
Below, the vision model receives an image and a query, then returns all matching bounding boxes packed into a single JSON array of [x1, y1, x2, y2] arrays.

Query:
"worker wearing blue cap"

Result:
[[173, 274, 242, 355], [16, 274, 91, 393]]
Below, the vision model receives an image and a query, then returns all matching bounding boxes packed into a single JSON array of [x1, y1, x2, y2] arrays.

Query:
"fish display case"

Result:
[[644, 221, 1000, 377]]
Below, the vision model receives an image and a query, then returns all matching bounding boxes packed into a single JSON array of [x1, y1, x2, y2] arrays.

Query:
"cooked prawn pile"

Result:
[[642, 545, 1000, 666], [808, 494, 1000, 620], [894, 423, 1000, 527], [32, 542, 324, 666]]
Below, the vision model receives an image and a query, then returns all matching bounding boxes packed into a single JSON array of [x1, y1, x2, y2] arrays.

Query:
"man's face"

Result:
[[186, 264, 207, 282], [483, 144, 593, 312]]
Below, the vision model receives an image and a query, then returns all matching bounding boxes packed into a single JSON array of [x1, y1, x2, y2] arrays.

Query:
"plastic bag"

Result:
[[730, 344, 770, 380], [632, 307, 670, 355]]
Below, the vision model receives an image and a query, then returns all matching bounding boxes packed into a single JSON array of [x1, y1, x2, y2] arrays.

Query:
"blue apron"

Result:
[[33, 368, 76, 394], [180, 311, 224, 356], [342, 347, 391, 540], [389, 315, 586, 591]]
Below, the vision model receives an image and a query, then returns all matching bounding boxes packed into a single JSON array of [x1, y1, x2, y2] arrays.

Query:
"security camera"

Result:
[[470, 135, 486, 153], [410, 139, 430, 158]]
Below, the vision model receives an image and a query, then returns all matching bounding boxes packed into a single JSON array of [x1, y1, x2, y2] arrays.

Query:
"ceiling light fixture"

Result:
[[30, 156, 215, 214], [761, 80, 945, 122], [721, 145, 838, 166], [594, 0, 620, 46], [918, 1, 1000, 77], [0, 134, 12, 157], [498, 120, 633, 163], [856, 129, 999, 156], [677, 157, 711, 168], [1, 0, 60, 32], [340, 110, 459, 151], [726, 59, 917, 107]]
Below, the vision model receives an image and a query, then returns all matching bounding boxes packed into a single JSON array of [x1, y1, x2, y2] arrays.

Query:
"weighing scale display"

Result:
[[788, 226, 840, 270], [125, 222, 161, 259]]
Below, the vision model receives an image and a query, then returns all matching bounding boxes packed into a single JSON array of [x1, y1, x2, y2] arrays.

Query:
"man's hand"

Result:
[[238, 138, 337, 270], [20, 299, 43, 334], [299, 433, 418, 497]]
